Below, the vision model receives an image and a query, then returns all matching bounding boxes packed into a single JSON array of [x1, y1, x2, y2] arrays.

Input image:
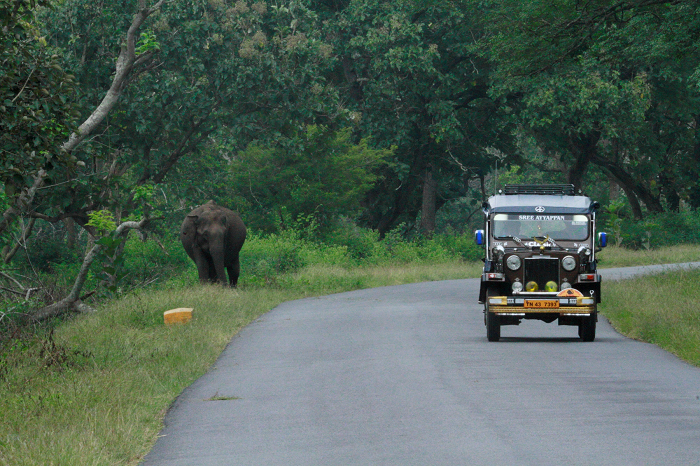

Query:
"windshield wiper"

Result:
[[505, 236, 527, 247]]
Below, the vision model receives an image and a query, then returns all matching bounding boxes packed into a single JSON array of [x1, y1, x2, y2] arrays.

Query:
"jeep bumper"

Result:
[[486, 295, 596, 315]]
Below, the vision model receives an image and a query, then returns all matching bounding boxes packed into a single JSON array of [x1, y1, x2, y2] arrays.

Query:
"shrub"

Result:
[[613, 210, 700, 249], [120, 234, 192, 288], [240, 232, 308, 287]]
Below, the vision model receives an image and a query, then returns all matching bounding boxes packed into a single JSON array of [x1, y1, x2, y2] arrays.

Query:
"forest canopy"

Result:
[[1, 0, 699, 316]]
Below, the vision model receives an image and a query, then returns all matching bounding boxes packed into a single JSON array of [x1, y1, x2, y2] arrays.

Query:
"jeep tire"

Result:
[[579, 314, 596, 342], [485, 288, 501, 342]]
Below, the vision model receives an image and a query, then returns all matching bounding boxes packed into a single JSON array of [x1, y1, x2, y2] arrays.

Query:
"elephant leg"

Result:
[[208, 261, 218, 283], [226, 256, 241, 287], [192, 248, 212, 283]]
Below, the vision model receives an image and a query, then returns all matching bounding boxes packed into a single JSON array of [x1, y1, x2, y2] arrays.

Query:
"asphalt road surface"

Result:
[[142, 264, 700, 466]]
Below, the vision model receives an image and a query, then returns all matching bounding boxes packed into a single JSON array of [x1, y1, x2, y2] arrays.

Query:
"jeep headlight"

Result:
[[506, 255, 521, 271], [562, 255, 576, 271]]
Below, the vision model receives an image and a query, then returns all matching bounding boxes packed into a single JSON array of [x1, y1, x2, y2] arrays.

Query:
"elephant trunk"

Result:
[[209, 239, 228, 285]]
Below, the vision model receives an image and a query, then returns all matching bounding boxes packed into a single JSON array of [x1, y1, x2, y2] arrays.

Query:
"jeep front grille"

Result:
[[524, 257, 559, 289]]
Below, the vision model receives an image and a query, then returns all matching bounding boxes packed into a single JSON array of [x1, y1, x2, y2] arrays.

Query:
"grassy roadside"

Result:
[[592, 245, 700, 367], [0, 262, 480, 466], [0, 287, 295, 466], [1, 246, 700, 465], [596, 244, 700, 268], [600, 269, 700, 367]]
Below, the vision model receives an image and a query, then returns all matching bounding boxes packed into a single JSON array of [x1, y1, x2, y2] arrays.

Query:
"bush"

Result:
[[120, 233, 191, 288], [240, 232, 308, 287], [235, 222, 479, 288], [2, 216, 482, 321], [610, 210, 700, 249]]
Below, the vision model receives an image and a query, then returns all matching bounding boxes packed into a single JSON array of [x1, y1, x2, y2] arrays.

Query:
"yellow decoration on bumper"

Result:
[[557, 288, 583, 297]]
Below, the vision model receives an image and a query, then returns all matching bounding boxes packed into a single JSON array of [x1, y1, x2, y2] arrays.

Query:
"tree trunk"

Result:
[[419, 164, 437, 236], [376, 181, 417, 238], [3, 217, 35, 263], [567, 132, 599, 191], [658, 169, 680, 212], [590, 154, 662, 219], [688, 115, 700, 208], [376, 155, 422, 238], [0, 170, 46, 239], [617, 182, 644, 220], [65, 217, 77, 249]]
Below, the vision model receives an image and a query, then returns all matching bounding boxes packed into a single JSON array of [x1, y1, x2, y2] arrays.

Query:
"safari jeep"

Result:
[[475, 184, 607, 342]]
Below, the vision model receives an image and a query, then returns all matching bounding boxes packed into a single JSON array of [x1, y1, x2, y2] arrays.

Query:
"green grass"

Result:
[[2, 245, 700, 465], [273, 261, 484, 292], [597, 244, 700, 268], [599, 269, 700, 366], [1, 261, 480, 466], [0, 287, 293, 466]]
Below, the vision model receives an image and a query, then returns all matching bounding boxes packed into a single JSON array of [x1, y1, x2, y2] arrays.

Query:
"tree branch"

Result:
[[3, 217, 36, 264], [0, 170, 47, 238], [31, 217, 150, 322], [62, 0, 166, 153]]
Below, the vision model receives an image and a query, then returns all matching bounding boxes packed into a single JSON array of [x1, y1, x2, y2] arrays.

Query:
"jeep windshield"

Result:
[[492, 213, 589, 241]]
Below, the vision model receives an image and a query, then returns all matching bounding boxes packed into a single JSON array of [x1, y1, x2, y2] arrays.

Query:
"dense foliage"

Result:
[[1, 0, 700, 320]]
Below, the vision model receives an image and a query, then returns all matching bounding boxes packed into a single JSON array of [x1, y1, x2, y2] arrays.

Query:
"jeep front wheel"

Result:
[[579, 314, 596, 342], [485, 288, 501, 342]]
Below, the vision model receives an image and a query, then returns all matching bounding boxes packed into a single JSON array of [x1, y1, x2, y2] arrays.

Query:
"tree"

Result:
[[485, 0, 700, 217], [1, 0, 340, 316], [330, 0, 512, 236], [229, 125, 392, 233], [0, 0, 80, 261], [36, 0, 339, 222]]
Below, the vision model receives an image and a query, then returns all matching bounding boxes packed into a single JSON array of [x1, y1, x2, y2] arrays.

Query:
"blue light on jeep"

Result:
[[598, 232, 607, 247]]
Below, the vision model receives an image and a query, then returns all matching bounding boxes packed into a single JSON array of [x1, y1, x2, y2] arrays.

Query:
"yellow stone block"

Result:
[[164, 308, 193, 325]]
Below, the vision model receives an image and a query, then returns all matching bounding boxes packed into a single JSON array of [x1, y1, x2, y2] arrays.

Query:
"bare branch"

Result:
[[31, 217, 150, 322], [11, 66, 36, 103], [0, 271, 27, 290], [3, 217, 36, 264], [0, 285, 25, 297], [0, 170, 47, 238]]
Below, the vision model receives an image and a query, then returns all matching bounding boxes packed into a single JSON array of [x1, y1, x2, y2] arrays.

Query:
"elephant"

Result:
[[180, 201, 247, 287]]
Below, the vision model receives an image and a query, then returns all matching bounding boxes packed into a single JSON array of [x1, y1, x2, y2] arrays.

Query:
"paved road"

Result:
[[142, 264, 700, 466]]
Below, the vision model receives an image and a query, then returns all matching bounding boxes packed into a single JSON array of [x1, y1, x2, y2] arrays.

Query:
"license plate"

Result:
[[524, 300, 559, 309]]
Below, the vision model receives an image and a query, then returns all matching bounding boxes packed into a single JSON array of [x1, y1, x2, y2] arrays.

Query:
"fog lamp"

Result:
[[512, 281, 523, 292], [545, 281, 558, 292], [525, 281, 539, 292], [561, 281, 572, 290]]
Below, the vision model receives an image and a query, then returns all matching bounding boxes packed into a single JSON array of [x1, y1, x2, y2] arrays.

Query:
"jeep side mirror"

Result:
[[475, 229, 485, 246], [598, 232, 607, 248]]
